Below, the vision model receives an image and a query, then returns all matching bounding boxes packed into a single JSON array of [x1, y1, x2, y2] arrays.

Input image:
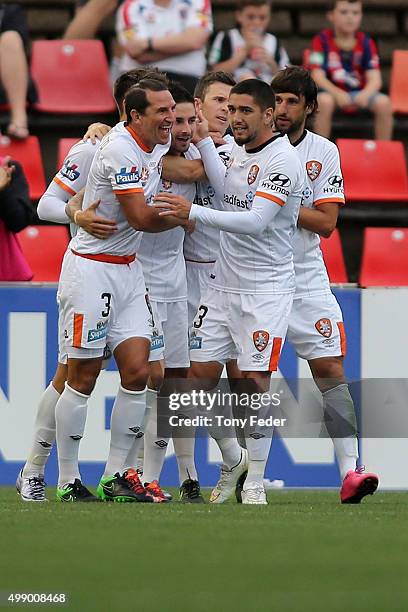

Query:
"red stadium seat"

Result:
[[390, 50, 408, 115], [57, 138, 79, 170], [0, 135, 46, 200], [336, 139, 408, 202], [320, 229, 348, 283], [31, 40, 115, 114], [17, 226, 69, 282], [359, 227, 408, 287]]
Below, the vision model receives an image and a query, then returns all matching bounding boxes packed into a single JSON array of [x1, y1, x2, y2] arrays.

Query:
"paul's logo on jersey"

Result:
[[253, 330, 270, 352], [115, 166, 140, 185], [315, 318, 332, 338], [306, 160, 322, 181], [61, 160, 80, 182], [247, 164, 260, 185]]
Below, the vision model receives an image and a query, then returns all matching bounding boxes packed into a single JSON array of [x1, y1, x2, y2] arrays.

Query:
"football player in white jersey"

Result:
[[53, 79, 189, 502], [16, 69, 169, 503], [157, 79, 305, 504], [270, 66, 378, 503], [134, 83, 206, 502]]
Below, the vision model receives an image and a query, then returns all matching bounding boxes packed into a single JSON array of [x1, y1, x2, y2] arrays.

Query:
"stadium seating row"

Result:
[[2, 133, 407, 205], [16, 225, 408, 288]]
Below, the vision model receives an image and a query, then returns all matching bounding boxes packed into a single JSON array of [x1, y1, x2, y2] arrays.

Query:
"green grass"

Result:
[[0, 487, 407, 611]]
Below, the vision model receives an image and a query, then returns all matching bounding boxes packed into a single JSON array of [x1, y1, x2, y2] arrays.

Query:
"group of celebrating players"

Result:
[[16, 65, 379, 505]]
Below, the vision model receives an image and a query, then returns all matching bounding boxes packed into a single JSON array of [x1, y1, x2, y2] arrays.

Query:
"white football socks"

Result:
[[103, 385, 147, 477], [245, 434, 272, 487], [23, 383, 59, 478], [56, 383, 89, 488], [142, 388, 168, 484], [323, 383, 359, 480], [173, 433, 198, 483]]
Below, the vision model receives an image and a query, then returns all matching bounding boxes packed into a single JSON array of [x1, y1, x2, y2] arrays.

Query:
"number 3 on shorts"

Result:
[[101, 292, 112, 317], [194, 305, 208, 329]]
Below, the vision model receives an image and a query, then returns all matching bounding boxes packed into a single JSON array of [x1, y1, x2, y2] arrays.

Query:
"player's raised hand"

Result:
[[192, 100, 209, 144], [154, 192, 192, 219], [82, 122, 111, 144], [75, 200, 118, 239]]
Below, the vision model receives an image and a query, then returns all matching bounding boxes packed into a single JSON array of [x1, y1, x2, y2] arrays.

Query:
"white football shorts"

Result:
[[58, 250, 152, 362], [186, 260, 215, 327], [189, 287, 293, 371], [152, 299, 189, 369], [286, 292, 346, 360]]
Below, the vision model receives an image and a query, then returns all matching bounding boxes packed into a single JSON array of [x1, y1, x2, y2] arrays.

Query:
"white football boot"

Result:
[[210, 448, 249, 503], [241, 481, 268, 505], [16, 469, 47, 502]]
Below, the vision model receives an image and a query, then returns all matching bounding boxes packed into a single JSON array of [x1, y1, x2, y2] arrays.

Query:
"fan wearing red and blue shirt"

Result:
[[309, 0, 393, 141]]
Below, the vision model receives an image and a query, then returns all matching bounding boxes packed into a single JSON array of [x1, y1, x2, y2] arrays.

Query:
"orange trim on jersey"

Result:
[[73, 313, 84, 348], [53, 176, 76, 196], [113, 187, 144, 195], [255, 191, 285, 206], [314, 197, 345, 207], [269, 337, 283, 372], [125, 125, 152, 153], [71, 249, 136, 264], [337, 322, 347, 356]]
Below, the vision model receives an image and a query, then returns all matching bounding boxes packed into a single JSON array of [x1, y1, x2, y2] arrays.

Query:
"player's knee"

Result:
[[148, 361, 165, 391], [121, 363, 150, 390], [311, 358, 344, 388], [67, 372, 98, 396]]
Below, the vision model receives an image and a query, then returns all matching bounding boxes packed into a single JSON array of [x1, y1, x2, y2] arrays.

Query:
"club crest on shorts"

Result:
[[247, 164, 260, 185], [253, 330, 270, 352], [306, 160, 322, 181], [315, 318, 332, 338]]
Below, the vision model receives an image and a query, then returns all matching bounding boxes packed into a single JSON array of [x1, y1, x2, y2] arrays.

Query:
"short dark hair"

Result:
[[271, 66, 318, 114], [114, 68, 168, 107], [328, 0, 361, 9], [124, 79, 169, 121], [194, 71, 236, 102], [169, 82, 194, 106], [237, 0, 271, 10], [230, 78, 275, 111]]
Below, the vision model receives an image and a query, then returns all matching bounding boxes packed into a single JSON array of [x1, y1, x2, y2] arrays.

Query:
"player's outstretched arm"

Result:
[[157, 192, 282, 236]]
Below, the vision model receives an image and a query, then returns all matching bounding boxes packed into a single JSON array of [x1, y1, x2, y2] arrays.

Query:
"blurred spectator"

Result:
[[0, 3, 36, 140], [116, 0, 213, 94], [310, 0, 393, 140], [64, 0, 119, 39], [0, 157, 35, 281], [208, 0, 289, 83]]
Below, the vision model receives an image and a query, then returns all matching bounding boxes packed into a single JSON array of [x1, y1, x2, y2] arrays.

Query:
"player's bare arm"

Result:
[[162, 155, 206, 183], [82, 122, 112, 143], [298, 201, 339, 238], [118, 191, 187, 232], [155, 192, 192, 219], [65, 189, 118, 239]]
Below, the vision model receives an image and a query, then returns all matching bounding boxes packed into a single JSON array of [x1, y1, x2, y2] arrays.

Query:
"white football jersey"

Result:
[[70, 122, 169, 256], [138, 144, 200, 302], [209, 134, 304, 294], [54, 138, 100, 237], [183, 134, 234, 263], [293, 130, 345, 298]]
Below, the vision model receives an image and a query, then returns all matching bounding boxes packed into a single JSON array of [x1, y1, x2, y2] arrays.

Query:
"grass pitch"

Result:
[[0, 487, 407, 612]]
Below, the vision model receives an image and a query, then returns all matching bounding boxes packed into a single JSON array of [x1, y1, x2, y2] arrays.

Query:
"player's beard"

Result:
[[275, 115, 304, 137]]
